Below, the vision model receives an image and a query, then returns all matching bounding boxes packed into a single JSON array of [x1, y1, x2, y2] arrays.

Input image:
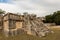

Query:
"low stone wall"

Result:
[[3, 28, 27, 37], [44, 23, 56, 26], [49, 26, 60, 29]]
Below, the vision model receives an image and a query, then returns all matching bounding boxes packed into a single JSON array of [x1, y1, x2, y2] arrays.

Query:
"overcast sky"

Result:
[[0, 0, 60, 17]]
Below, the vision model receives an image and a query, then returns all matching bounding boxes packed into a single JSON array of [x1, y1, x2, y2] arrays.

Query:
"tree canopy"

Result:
[[0, 9, 5, 14], [45, 11, 60, 25]]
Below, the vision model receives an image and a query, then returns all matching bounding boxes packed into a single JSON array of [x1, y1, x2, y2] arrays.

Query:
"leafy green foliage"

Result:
[[45, 15, 53, 23], [54, 15, 60, 25], [45, 11, 60, 25], [0, 9, 5, 14]]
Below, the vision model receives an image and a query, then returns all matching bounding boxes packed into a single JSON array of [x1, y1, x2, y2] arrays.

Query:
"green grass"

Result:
[[0, 29, 60, 40]]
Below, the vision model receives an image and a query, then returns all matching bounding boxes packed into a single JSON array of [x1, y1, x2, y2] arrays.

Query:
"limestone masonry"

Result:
[[0, 12, 52, 37]]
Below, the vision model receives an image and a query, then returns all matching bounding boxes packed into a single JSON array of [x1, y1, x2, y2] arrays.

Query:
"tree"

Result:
[[0, 9, 5, 15], [53, 11, 60, 25], [45, 11, 60, 25], [45, 15, 53, 23], [54, 15, 60, 25]]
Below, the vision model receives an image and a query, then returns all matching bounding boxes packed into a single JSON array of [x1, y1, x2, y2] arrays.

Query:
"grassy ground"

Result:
[[0, 29, 60, 40]]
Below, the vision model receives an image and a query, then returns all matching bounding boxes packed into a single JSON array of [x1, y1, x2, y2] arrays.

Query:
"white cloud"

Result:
[[44, 0, 60, 4], [12, 0, 48, 16], [0, 0, 60, 16], [12, 0, 60, 16], [0, 3, 23, 13]]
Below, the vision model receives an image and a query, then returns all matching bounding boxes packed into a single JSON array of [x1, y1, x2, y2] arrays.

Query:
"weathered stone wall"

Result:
[[3, 21, 9, 37], [22, 13, 52, 37], [2, 13, 52, 37], [0, 15, 3, 30], [16, 22, 23, 29]]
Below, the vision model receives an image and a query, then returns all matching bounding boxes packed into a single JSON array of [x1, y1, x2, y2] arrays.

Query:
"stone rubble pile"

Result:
[[22, 13, 52, 37]]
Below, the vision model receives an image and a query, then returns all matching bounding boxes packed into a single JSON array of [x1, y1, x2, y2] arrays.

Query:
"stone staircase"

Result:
[[22, 13, 52, 37]]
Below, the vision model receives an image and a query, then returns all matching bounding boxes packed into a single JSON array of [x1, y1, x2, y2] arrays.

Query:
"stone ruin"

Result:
[[22, 13, 52, 37], [0, 13, 52, 37]]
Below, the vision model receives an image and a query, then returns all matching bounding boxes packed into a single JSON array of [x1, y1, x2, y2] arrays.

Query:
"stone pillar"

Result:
[[4, 30, 9, 37], [14, 30, 17, 35]]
